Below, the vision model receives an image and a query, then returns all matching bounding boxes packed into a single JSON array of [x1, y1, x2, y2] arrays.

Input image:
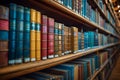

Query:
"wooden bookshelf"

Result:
[[90, 47, 119, 80], [92, 0, 120, 35], [29, 0, 120, 39], [0, 42, 119, 80]]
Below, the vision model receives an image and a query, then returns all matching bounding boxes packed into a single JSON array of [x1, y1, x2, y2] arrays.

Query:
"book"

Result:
[[16, 5, 24, 21], [71, 27, 78, 53], [41, 15, 47, 60], [23, 21, 30, 62], [47, 17, 54, 58]]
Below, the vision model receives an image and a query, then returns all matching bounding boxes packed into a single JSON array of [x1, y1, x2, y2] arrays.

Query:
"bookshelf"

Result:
[[91, 0, 120, 35], [90, 47, 119, 80], [0, 42, 119, 79], [0, 0, 120, 79], [33, 0, 120, 39]]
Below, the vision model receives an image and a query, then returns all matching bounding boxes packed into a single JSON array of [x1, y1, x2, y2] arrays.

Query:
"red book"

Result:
[[0, 20, 9, 31], [41, 15, 48, 60], [0, 51, 8, 67], [47, 17, 54, 58]]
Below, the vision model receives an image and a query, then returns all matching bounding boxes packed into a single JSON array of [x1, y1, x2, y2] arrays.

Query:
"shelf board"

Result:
[[0, 42, 119, 80], [90, 47, 119, 80], [92, 0, 120, 35], [31, 0, 119, 39]]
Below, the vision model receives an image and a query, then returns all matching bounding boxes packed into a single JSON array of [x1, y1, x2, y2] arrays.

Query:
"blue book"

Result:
[[54, 64, 75, 80], [23, 22, 30, 62]]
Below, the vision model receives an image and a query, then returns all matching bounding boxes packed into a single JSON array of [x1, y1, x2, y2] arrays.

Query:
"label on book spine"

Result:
[[24, 21, 30, 32], [10, 19, 16, 31], [16, 20, 24, 31]]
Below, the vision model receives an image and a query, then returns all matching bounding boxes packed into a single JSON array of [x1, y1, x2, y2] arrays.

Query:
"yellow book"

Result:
[[30, 9, 36, 23], [36, 50, 41, 61], [30, 40, 36, 50]]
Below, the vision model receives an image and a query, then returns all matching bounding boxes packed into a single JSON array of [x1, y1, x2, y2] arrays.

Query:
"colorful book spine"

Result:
[[81, 29, 84, 49], [0, 5, 9, 67], [58, 23, 62, 56], [47, 17, 54, 58], [23, 7, 30, 62], [30, 9, 36, 61], [71, 27, 78, 53], [41, 15, 47, 60], [36, 11, 41, 61], [68, 27, 72, 54], [9, 3, 16, 65], [64, 26, 69, 54], [78, 32, 81, 50], [61, 24, 65, 55], [54, 22, 59, 57]]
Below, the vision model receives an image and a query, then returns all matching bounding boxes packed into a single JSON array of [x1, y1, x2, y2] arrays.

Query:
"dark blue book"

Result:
[[23, 22, 30, 62]]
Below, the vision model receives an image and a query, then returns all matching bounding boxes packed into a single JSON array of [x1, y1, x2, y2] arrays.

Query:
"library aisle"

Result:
[[109, 55, 120, 80]]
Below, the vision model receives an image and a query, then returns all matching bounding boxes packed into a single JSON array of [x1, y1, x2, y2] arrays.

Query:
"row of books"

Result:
[[13, 48, 117, 80], [54, 0, 117, 35], [0, 5, 9, 67], [97, 0, 115, 26], [0, 4, 119, 67]]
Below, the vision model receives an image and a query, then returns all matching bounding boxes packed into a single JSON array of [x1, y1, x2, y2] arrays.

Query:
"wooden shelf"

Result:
[[90, 47, 119, 80], [0, 42, 119, 80], [92, 0, 120, 35], [30, 0, 120, 39]]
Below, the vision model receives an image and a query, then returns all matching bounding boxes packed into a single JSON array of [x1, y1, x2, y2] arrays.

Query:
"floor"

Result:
[[109, 56, 120, 80]]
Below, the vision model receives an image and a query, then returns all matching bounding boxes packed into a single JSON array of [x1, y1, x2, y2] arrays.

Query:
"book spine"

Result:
[[41, 15, 47, 60], [16, 19, 24, 64], [35, 11, 41, 61], [9, 3, 16, 65], [47, 17, 54, 58], [54, 22, 59, 57], [0, 20, 9, 30], [23, 21, 30, 62]]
